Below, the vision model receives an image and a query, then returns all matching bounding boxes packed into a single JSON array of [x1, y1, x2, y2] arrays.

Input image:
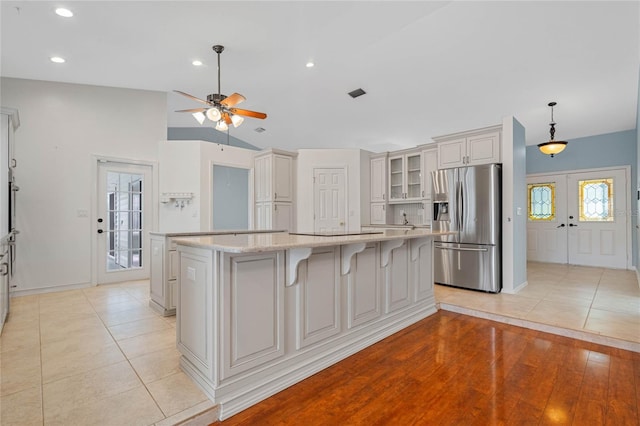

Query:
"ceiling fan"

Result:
[[174, 45, 267, 131]]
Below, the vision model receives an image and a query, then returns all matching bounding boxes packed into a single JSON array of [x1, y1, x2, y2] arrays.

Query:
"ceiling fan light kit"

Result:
[[538, 101, 568, 158], [174, 44, 267, 131]]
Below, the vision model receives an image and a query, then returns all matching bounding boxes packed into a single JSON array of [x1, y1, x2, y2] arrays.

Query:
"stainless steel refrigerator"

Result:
[[431, 163, 501, 293]]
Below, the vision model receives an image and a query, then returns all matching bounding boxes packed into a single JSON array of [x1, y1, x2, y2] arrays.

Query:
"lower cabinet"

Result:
[[221, 252, 285, 380], [294, 247, 341, 349], [346, 243, 382, 329], [256, 202, 293, 231]]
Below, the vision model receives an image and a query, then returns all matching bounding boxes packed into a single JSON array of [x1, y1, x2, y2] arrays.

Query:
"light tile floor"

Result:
[[2, 263, 638, 425], [436, 262, 640, 351], [0, 280, 214, 426]]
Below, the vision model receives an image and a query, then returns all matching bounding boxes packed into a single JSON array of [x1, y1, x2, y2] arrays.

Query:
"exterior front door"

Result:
[[313, 168, 346, 233], [527, 167, 629, 269], [97, 160, 153, 284]]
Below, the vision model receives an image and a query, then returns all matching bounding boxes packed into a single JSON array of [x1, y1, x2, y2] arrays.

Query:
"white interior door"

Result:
[[97, 161, 153, 284], [314, 168, 346, 233], [566, 168, 628, 268], [526, 174, 568, 263], [527, 167, 629, 269]]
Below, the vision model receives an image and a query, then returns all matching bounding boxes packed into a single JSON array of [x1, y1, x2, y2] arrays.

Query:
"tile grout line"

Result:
[[86, 284, 170, 423]]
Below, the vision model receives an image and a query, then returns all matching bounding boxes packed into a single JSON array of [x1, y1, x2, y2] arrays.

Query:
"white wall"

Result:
[[501, 115, 528, 293], [1, 77, 167, 293], [158, 140, 255, 232], [296, 149, 366, 233]]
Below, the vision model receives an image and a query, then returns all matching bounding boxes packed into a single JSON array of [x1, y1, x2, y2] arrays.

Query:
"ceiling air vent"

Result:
[[348, 88, 366, 98], [254, 127, 266, 133]]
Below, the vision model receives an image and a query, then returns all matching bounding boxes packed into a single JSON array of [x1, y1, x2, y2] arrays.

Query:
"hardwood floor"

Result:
[[217, 311, 639, 425]]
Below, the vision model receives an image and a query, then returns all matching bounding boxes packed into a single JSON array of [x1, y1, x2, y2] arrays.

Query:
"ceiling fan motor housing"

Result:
[[207, 93, 227, 104]]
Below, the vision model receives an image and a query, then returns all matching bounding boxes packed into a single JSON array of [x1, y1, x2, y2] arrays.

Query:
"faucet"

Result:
[[402, 212, 409, 225]]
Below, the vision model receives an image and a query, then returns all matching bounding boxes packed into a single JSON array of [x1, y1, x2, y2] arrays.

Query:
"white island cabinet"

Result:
[[149, 230, 285, 316], [174, 229, 449, 420]]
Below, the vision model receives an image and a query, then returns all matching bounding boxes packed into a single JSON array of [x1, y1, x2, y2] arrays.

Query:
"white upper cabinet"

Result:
[[435, 127, 501, 169], [421, 147, 438, 200], [254, 150, 294, 203], [388, 151, 422, 203], [370, 156, 387, 203]]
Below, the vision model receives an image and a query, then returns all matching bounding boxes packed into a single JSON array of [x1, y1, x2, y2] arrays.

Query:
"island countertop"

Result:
[[173, 229, 451, 253]]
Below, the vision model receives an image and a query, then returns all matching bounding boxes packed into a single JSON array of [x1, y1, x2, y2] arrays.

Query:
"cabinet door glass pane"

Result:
[[390, 158, 403, 198], [579, 178, 614, 222], [528, 183, 555, 221], [406, 154, 421, 198]]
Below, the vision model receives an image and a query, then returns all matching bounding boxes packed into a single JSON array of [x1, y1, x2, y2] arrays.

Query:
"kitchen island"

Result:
[[174, 229, 450, 420]]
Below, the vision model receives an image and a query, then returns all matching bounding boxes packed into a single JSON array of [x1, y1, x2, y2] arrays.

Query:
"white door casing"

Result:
[[527, 167, 630, 269], [313, 168, 346, 233], [96, 160, 153, 284]]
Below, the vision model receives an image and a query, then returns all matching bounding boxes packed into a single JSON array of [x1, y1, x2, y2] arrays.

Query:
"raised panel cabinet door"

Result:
[[437, 138, 466, 169], [467, 131, 500, 165], [346, 244, 382, 329], [412, 239, 434, 302], [421, 148, 438, 200], [296, 247, 341, 349], [370, 203, 386, 225], [254, 156, 266, 202], [273, 155, 293, 202], [370, 157, 386, 202], [221, 251, 285, 380], [384, 241, 412, 313], [255, 203, 272, 230], [177, 249, 213, 377], [273, 203, 292, 231]]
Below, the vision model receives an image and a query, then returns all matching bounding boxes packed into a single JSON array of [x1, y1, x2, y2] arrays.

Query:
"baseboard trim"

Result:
[[10, 281, 94, 297]]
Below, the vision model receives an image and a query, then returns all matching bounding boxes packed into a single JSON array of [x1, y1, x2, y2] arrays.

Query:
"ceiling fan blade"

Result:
[[223, 112, 232, 125], [228, 108, 267, 119], [173, 90, 210, 105], [220, 93, 246, 107], [175, 108, 207, 113]]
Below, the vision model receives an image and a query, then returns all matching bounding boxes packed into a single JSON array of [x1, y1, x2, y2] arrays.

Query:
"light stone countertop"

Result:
[[173, 229, 452, 253]]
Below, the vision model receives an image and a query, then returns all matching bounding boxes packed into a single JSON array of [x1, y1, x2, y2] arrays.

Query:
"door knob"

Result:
[[97, 229, 104, 234], [97, 218, 103, 223], [569, 223, 578, 227], [557, 223, 565, 228]]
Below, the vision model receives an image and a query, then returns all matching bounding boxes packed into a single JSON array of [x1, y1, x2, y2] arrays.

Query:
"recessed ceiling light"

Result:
[[192, 60, 203, 66], [55, 8, 73, 18], [50, 56, 66, 63], [306, 62, 315, 68]]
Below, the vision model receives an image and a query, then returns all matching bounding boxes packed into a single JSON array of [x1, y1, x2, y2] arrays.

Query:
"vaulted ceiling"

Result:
[[2, 1, 638, 152]]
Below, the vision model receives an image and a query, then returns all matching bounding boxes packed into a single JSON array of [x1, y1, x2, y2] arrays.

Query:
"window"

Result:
[[528, 183, 555, 221], [579, 178, 613, 222]]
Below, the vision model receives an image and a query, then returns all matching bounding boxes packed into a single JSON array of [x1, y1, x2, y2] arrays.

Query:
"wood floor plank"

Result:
[[216, 311, 639, 425]]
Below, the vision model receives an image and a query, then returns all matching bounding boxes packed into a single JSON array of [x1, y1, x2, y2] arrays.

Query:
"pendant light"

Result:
[[538, 101, 568, 157]]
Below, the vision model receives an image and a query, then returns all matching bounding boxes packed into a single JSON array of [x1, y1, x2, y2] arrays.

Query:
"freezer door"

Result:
[[434, 242, 501, 293], [431, 168, 458, 242], [458, 164, 501, 245]]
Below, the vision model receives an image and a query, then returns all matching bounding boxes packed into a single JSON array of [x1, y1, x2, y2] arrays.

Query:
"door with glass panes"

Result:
[[97, 161, 153, 284], [527, 168, 629, 269]]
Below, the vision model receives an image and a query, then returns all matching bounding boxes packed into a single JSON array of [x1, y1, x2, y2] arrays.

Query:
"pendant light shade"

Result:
[[538, 102, 568, 157]]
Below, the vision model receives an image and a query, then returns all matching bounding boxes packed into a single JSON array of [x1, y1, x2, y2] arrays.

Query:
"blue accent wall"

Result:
[[167, 127, 259, 151], [527, 129, 638, 267]]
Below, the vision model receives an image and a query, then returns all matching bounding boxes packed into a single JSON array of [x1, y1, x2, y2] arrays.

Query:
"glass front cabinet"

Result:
[[388, 150, 423, 203]]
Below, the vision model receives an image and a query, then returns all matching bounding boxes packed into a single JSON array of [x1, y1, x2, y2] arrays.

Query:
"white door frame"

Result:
[[313, 166, 348, 232], [527, 165, 632, 269], [91, 155, 158, 285]]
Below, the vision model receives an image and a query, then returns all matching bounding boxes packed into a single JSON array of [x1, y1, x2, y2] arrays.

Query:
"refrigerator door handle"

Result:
[[436, 246, 488, 252]]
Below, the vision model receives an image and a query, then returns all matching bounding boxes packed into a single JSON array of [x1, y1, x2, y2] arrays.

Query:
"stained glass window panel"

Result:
[[528, 183, 555, 221], [579, 178, 613, 222]]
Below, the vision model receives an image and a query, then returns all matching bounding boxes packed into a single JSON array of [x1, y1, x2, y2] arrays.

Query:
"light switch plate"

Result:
[[187, 267, 196, 281]]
